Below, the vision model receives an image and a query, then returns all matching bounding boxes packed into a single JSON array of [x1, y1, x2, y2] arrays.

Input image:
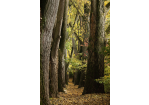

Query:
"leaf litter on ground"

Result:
[[50, 79, 110, 105]]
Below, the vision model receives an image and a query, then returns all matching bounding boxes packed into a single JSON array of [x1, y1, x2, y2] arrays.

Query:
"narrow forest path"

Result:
[[50, 79, 110, 105], [60, 78, 84, 98]]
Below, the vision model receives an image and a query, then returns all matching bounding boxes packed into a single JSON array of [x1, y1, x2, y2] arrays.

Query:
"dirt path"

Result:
[[61, 79, 84, 98], [50, 79, 110, 105]]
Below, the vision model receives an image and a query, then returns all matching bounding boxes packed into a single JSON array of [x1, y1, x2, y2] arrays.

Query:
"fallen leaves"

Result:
[[50, 79, 110, 105]]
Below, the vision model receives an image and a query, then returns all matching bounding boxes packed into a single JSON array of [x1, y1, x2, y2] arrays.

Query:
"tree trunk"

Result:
[[58, 0, 69, 91], [78, 68, 86, 88], [82, 0, 105, 95], [95, 0, 105, 93], [72, 71, 75, 83], [50, 0, 65, 97], [72, 37, 77, 55], [65, 47, 73, 84], [40, 0, 60, 104], [74, 69, 81, 85], [65, 48, 69, 85], [82, 2, 90, 60]]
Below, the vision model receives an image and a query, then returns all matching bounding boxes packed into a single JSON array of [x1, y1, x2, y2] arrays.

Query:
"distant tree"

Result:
[[78, 2, 90, 88], [65, 46, 73, 84], [40, 0, 60, 104]]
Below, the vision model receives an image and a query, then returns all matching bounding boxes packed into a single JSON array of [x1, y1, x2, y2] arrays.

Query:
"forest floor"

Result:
[[50, 79, 110, 105]]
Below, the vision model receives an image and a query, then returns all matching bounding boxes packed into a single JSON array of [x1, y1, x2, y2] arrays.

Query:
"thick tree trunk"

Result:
[[40, 0, 60, 104], [82, 0, 105, 95], [95, 0, 105, 93], [50, 0, 65, 97], [58, 0, 69, 91], [82, 0, 97, 94]]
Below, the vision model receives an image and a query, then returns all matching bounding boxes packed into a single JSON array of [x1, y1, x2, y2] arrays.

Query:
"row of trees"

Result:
[[69, 0, 110, 94], [40, 0, 110, 104]]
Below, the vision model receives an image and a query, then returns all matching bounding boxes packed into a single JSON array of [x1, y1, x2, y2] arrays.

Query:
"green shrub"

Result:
[[95, 75, 110, 93]]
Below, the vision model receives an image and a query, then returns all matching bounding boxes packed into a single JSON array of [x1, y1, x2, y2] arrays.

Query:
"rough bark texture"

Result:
[[82, 0, 105, 95], [58, 0, 69, 91], [40, 0, 60, 104], [50, 0, 65, 97], [95, 0, 105, 93]]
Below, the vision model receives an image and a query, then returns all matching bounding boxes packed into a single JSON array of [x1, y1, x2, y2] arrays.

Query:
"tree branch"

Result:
[[74, 32, 83, 44], [70, 0, 84, 16], [69, 22, 83, 44]]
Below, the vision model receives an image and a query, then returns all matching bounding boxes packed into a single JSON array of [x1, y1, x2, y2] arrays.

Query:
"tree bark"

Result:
[[82, 0, 105, 95], [40, 0, 60, 104], [82, 2, 90, 60], [58, 0, 69, 91], [95, 0, 105, 93], [50, 0, 65, 97], [65, 48, 69, 85]]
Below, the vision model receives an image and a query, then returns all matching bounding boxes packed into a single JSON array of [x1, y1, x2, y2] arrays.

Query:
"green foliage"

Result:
[[104, 42, 110, 56], [95, 75, 110, 93], [67, 27, 72, 36], [104, 41, 110, 65], [66, 0, 110, 93], [104, 66, 110, 76], [69, 57, 86, 70], [65, 39, 72, 51]]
